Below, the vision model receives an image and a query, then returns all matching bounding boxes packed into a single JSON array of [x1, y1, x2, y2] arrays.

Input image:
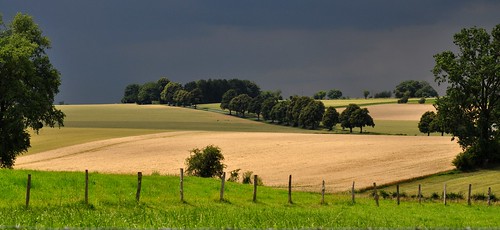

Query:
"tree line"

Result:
[[221, 91, 375, 133], [122, 78, 262, 105]]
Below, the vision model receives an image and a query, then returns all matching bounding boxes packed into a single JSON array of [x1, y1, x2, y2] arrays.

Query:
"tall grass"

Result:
[[1, 169, 498, 228]]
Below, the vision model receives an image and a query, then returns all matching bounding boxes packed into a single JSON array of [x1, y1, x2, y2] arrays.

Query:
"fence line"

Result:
[[18, 170, 498, 208]]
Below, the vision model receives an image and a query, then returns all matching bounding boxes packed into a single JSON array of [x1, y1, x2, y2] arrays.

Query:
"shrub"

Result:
[[379, 190, 390, 199], [391, 191, 408, 198], [418, 97, 426, 104], [242, 171, 253, 184], [241, 171, 263, 185], [446, 192, 464, 200], [430, 192, 440, 199], [227, 169, 241, 182], [472, 193, 487, 201], [185, 145, 226, 178], [397, 96, 409, 104], [452, 150, 476, 171]]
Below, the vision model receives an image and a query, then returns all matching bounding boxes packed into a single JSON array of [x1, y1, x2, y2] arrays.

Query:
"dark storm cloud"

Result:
[[1, 0, 499, 103]]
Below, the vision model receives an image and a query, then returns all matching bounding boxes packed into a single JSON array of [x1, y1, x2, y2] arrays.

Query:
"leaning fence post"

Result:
[[219, 172, 226, 201], [26, 174, 32, 209], [351, 181, 355, 204], [85, 169, 89, 205], [467, 184, 472, 206], [373, 182, 379, 207], [180, 168, 184, 202], [443, 183, 447, 206], [288, 175, 293, 204], [321, 180, 325, 205], [488, 187, 492, 206], [418, 184, 422, 204], [253, 175, 258, 202], [136, 172, 142, 203], [396, 184, 400, 205]]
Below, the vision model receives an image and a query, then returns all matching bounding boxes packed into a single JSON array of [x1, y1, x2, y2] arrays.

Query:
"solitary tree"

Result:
[[313, 91, 327, 100], [327, 89, 343, 99], [322, 107, 339, 131], [418, 111, 436, 136], [433, 24, 500, 169], [185, 145, 226, 178], [0, 13, 65, 168], [349, 108, 375, 133], [363, 90, 370, 99], [220, 89, 238, 115]]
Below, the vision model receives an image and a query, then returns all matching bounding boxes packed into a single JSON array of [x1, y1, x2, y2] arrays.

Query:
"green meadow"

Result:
[[0, 169, 498, 228]]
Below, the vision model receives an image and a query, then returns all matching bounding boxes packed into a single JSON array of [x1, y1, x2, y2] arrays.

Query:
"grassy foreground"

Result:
[[0, 170, 499, 228]]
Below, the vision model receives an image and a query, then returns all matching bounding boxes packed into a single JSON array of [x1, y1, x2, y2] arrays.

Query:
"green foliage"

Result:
[[397, 95, 409, 104], [418, 111, 436, 136], [339, 104, 361, 133], [248, 95, 264, 120], [185, 145, 226, 178], [0, 13, 65, 168], [313, 91, 327, 100], [270, 101, 289, 124], [229, 94, 252, 117], [288, 96, 314, 127], [227, 168, 241, 182], [242, 171, 253, 184], [160, 82, 182, 105], [433, 24, 500, 169], [173, 89, 192, 106], [394, 80, 438, 98], [322, 107, 339, 131], [121, 84, 140, 103], [220, 89, 238, 114], [298, 101, 325, 129], [418, 98, 426, 104], [349, 108, 375, 133], [373, 91, 392, 98], [327, 89, 343, 99], [137, 82, 160, 104], [261, 98, 278, 121], [363, 90, 370, 99]]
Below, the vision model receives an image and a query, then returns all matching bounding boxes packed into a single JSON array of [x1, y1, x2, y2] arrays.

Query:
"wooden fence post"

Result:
[[321, 180, 325, 205], [220, 172, 226, 201], [443, 183, 447, 206], [180, 168, 184, 202], [467, 184, 472, 206], [253, 175, 257, 202], [488, 187, 492, 206], [85, 169, 89, 205], [373, 182, 379, 207], [288, 175, 293, 204], [26, 174, 31, 209], [351, 181, 355, 204], [396, 184, 400, 205], [418, 184, 422, 204], [136, 172, 142, 203]]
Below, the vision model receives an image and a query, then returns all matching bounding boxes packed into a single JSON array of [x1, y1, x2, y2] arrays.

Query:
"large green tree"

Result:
[[220, 89, 238, 115], [160, 81, 182, 105], [322, 106, 339, 131], [339, 104, 360, 133], [418, 111, 436, 136], [349, 108, 375, 133], [433, 25, 500, 169], [229, 94, 252, 117], [0, 13, 65, 168], [298, 101, 325, 129], [121, 84, 140, 103]]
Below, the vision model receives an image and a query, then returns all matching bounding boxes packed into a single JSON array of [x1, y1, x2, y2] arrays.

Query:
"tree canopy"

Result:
[[394, 80, 438, 98], [432, 24, 500, 170], [322, 107, 339, 131], [0, 13, 65, 168]]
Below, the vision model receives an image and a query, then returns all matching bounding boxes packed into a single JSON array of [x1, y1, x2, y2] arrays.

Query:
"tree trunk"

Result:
[[427, 132, 430, 136], [349, 127, 353, 133]]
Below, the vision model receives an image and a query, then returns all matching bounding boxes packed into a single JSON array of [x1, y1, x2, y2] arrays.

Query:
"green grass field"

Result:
[[1, 169, 498, 228]]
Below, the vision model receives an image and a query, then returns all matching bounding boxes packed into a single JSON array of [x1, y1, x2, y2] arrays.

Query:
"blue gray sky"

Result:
[[2, 1, 499, 104]]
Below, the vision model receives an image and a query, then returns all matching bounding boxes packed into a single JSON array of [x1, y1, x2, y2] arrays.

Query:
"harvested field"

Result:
[[17, 131, 460, 192], [338, 104, 436, 121]]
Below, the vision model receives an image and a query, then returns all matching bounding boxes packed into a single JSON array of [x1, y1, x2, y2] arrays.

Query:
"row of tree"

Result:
[[221, 91, 375, 133], [122, 78, 262, 105]]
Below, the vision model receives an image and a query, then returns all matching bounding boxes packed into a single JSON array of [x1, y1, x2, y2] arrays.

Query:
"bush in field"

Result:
[[418, 97, 426, 104], [227, 169, 241, 182], [185, 145, 226, 178]]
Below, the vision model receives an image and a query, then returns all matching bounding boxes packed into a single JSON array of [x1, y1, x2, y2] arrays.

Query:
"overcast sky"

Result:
[[2, 1, 499, 104]]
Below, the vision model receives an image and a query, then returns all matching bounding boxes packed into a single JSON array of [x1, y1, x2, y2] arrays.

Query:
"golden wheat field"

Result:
[[16, 130, 460, 192]]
